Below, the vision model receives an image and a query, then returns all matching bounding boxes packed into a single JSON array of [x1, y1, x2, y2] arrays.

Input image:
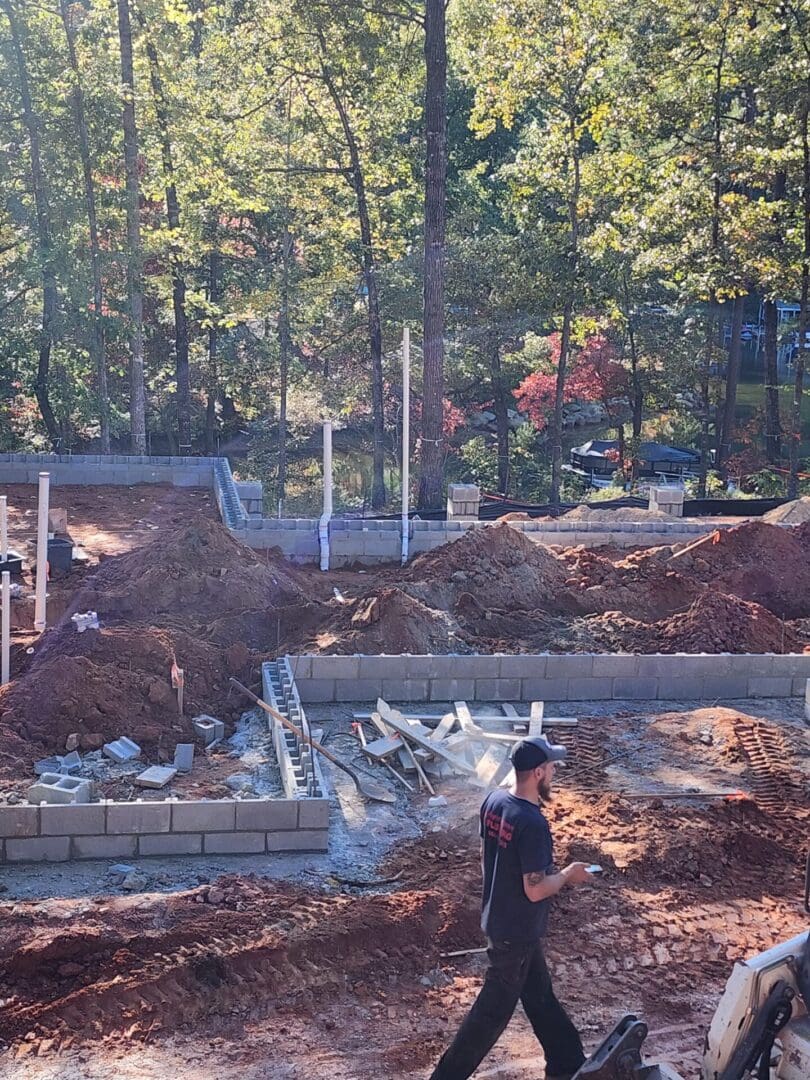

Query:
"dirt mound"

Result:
[[564, 504, 674, 521], [0, 624, 239, 753], [70, 516, 306, 620], [564, 546, 701, 622], [671, 520, 810, 618], [763, 497, 810, 524], [402, 522, 576, 613], [305, 587, 473, 655]]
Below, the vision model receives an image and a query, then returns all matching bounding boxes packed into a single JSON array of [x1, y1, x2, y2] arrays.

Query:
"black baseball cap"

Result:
[[511, 735, 568, 771]]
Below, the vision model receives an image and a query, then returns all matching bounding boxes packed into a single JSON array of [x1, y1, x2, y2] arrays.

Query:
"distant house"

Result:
[[568, 439, 701, 488]]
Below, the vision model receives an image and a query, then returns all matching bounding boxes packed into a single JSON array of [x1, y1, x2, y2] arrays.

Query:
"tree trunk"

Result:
[[2, 0, 61, 449], [550, 299, 573, 504], [718, 293, 745, 468], [789, 101, 810, 499], [60, 0, 109, 454], [698, 302, 715, 497], [489, 334, 509, 494], [117, 0, 146, 453], [204, 248, 219, 455], [418, 0, 447, 511], [277, 227, 292, 505], [137, 9, 192, 453], [763, 300, 782, 463]]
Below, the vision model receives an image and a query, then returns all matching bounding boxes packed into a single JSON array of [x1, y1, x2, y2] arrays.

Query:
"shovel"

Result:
[[229, 678, 396, 804]]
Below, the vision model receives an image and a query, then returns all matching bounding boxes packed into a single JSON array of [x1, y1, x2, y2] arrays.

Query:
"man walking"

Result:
[[429, 735, 594, 1080]]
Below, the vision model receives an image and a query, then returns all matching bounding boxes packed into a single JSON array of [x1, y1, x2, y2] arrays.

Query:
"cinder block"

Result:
[[107, 801, 171, 834], [498, 656, 547, 678], [203, 831, 265, 854], [545, 654, 594, 679], [172, 800, 235, 832], [474, 679, 521, 702], [295, 679, 335, 702], [591, 655, 639, 676], [41, 803, 106, 835], [633, 655, 684, 677], [429, 679, 476, 701], [192, 715, 225, 745], [358, 655, 409, 679], [266, 829, 328, 852], [297, 798, 330, 829], [656, 678, 706, 700], [6, 836, 70, 862], [381, 679, 430, 701], [174, 744, 194, 773], [309, 655, 360, 680], [72, 835, 137, 859], [235, 799, 298, 830], [747, 677, 793, 698], [103, 737, 141, 763], [334, 679, 383, 702], [27, 774, 92, 805], [564, 677, 614, 700], [701, 677, 746, 699], [612, 677, 659, 700], [520, 679, 569, 701], [138, 833, 203, 856], [0, 805, 39, 837]]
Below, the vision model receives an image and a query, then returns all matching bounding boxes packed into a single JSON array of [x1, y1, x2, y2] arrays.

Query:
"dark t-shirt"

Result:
[[479, 789, 554, 944]]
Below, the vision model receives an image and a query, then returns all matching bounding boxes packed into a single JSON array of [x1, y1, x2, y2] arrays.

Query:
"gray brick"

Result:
[[520, 678, 569, 701], [296, 679, 336, 703], [107, 801, 171, 834], [0, 805, 39, 837], [747, 677, 793, 698], [656, 677, 706, 700], [612, 677, 659, 700], [204, 831, 266, 854], [266, 829, 328, 852], [297, 798, 329, 829], [407, 655, 467, 679], [633, 655, 687, 678], [6, 836, 70, 862], [545, 654, 594, 679], [763, 654, 810, 675], [285, 655, 312, 679], [701, 677, 747, 699], [310, 655, 360, 680], [235, 799, 298, 830], [791, 677, 807, 696], [72, 835, 137, 859], [381, 679, 430, 701], [41, 803, 106, 835], [172, 800, 235, 832], [564, 677, 614, 700], [335, 679, 384, 702], [498, 655, 548, 678], [474, 679, 521, 702], [591, 655, 639, 676], [358, 655, 409, 679], [429, 679, 476, 701], [138, 833, 202, 856], [667, 655, 733, 676]]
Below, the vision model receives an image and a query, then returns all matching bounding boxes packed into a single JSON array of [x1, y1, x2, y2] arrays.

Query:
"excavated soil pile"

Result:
[[402, 522, 577, 613], [763, 496, 810, 524], [70, 516, 306, 620], [564, 504, 674, 521], [562, 546, 702, 622]]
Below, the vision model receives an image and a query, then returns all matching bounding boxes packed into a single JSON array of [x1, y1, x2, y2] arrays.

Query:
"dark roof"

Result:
[[572, 440, 700, 464]]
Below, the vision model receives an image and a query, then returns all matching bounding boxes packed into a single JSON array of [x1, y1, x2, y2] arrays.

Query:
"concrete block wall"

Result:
[[290, 652, 810, 703], [0, 452, 215, 488], [0, 796, 329, 863]]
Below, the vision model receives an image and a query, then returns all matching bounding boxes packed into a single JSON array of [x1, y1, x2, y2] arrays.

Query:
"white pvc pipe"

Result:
[[1, 571, 9, 685], [0, 494, 7, 561], [319, 420, 333, 572], [401, 326, 410, 564], [34, 471, 49, 632]]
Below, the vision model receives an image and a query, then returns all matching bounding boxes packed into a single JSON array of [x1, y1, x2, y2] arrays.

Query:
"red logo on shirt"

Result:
[[484, 809, 513, 848]]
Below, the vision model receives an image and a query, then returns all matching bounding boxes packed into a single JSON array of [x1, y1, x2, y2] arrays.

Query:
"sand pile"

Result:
[[763, 497, 810, 524], [70, 516, 306, 620], [564, 504, 674, 522], [402, 522, 576, 613]]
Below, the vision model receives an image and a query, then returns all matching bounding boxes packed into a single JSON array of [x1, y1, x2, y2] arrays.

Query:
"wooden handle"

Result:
[[229, 677, 345, 769]]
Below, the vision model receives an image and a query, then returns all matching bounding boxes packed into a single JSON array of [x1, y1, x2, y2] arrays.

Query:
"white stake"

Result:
[[1, 571, 9, 685], [0, 494, 7, 562], [319, 420, 333, 572], [401, 326, 410, 564], [34, 471, 49, 632]]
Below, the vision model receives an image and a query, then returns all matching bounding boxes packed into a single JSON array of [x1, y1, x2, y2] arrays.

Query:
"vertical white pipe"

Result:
[[319, 421, 333, 572], [34, 471, 49, 632], [0, 494, 7, 561], [401, 326, 410, 564], [1, 571, 9, 685]]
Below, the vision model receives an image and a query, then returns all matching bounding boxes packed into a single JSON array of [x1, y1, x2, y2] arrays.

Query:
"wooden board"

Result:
[[377, 699, 476, 775], [429, 712, 456, 743], [529, 700, 544, 736], [454, 701, 475, 732], [362, 735, 402, 761]]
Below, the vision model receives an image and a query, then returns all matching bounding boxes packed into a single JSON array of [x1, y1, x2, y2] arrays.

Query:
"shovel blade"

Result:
[[357, 777, 397, 803]]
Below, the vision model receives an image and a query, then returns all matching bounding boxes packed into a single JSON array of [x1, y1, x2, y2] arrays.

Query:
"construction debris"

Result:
[[103, 737, 141, 764], [134, 765, 177, 789]]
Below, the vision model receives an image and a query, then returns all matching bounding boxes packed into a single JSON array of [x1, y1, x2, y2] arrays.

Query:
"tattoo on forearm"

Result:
[[526, 872, 546, 886]]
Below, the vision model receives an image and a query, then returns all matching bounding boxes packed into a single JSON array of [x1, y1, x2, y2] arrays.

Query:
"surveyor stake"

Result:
[[229, 678, 396, 804]]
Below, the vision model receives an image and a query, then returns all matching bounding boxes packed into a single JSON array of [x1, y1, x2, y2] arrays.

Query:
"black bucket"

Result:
[[47, 537, 73, 576]]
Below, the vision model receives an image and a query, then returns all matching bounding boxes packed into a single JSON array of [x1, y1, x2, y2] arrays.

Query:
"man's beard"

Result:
[[537, 777, 553, 804]]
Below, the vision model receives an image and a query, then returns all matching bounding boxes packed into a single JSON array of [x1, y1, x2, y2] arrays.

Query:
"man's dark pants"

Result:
[[430, 939, 585, 1080]]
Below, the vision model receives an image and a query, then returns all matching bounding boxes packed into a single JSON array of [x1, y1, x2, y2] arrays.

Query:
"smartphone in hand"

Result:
[[585, 864, 603, 874]]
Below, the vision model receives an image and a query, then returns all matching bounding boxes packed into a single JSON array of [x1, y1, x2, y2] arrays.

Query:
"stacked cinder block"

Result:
[[262, 659, 325, 798], [446, 483, 481, 521], [649, 486, 685, 518], [0, 795, 329, 864], [234, 479, 264, 518], [0, 452, 214, 487]]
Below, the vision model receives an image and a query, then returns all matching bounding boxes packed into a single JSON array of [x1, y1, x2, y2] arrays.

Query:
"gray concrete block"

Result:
[[172, 800, 235, 832], [747, 677, 793, 698], [204, 831, 265, 854], [72, 835, 137, 859], [27, 774, 92, 805], [763, 654, 810, 675], [474, 679, 521, 702], [107, 801, 171, 834], [134, 765, 177, 789], [0, 805, 39, 837], [358, 655, 409, 679], [266, 829, 328, 852], [335, 679, 384, 702], [498, 655, 547, 678], [192, 715, 224, 745], [138, 833, 203, 856], [310, 655, 360, 680], [174, 744, 194, 773], [666, 655, 732, 676], [591, 655, 639, 676], [297, 798, 330, 829], [545, 654, 595, 678], [285, 655, 312, 680], [41, 803, 106, 835], [381, 679, 430, 701], [701, 677, 747, 699], [429, 679, 476, 701], [612, 677, 659, 700], [520, 679, 569, 701], [633, 655, 685, 677], [296, 679, 336, 702], [235, 799, 298, 830], [564, 677, 614, 700], [103, 737, 141, 763], [456, 655, 502, 678], [656, 678, 706, 700], [6, 836, 70, 862]]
